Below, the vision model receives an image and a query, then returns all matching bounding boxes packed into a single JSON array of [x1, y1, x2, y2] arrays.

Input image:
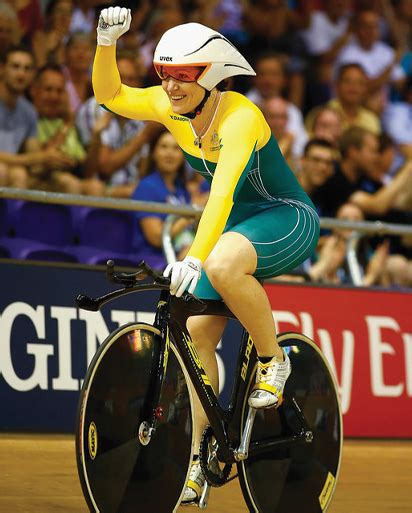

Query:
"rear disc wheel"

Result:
[[238, 332, 342, 513]]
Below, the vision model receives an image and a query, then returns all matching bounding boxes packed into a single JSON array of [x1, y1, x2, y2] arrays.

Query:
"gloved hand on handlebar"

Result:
[[97, 6, 131, 46], [163, 256, 202, 298]]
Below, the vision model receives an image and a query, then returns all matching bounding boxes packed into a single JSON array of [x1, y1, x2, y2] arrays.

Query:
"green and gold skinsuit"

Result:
[[93, 46, 319, 298]]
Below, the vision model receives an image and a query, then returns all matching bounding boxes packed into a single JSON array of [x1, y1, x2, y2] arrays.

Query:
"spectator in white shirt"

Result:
[[334, 9, 406, 103], [299, 0, 352, 108], [300, 0, 351, 58]]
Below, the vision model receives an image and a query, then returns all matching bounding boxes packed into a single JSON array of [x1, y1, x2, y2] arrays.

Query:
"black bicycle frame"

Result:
[[76, 261, 312, 466], [165, 295, 257, 463], [164, 295, 312, 463]]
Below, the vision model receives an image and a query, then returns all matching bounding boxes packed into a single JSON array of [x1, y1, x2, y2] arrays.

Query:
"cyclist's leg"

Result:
[[184, 314, 227, 503], [203, 203, 319, 407], [203, 231, 283, 360], [202, 233, 292, 409], [186, 314, 227, 451]]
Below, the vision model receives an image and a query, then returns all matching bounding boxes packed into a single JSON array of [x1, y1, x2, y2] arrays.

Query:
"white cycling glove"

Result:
[[163, 256, 202, 298], [97, 6, 131, 46]]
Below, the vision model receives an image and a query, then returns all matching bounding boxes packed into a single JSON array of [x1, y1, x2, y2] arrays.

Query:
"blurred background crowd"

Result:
[[0, 0, 411, 288]]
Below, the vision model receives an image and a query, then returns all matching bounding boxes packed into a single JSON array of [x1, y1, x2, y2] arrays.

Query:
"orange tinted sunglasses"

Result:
[[154, 64, 206, 82]]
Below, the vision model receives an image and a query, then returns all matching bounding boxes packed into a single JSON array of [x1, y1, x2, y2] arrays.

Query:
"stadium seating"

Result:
[[0, 200, 79, 261], [0, 200, 168, 269], [65, 207, 139, 265]]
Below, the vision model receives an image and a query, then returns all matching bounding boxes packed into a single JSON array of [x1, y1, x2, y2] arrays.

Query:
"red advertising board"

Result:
[[264, 283, 412, 438]]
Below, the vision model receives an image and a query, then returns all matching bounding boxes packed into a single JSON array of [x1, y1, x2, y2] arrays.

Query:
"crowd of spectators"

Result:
[[0, 0, 411, 288]]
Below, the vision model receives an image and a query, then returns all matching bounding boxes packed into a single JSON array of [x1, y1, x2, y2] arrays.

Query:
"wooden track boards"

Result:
[[0, 435, 411, 513]]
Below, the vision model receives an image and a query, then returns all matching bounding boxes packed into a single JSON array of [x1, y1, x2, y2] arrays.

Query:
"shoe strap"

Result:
[[187, 479, 202, 498], [253, 382, 279, 395]]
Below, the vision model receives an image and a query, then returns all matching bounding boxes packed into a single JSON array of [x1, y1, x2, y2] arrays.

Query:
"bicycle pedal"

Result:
[[260, 395, 284, 410], [180, 500, 200, 507]]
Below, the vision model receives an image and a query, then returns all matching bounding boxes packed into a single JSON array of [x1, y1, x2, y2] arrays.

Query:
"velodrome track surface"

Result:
[[0, 435, 411, 513]]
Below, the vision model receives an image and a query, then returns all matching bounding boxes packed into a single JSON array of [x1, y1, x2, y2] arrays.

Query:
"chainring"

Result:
[[199, 425, 232, 487]]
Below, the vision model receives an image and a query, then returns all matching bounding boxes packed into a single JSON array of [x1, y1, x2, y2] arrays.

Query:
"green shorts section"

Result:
[[194, 200, 320, 300]]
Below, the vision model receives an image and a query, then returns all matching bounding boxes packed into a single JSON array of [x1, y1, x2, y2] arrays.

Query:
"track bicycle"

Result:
[[75, 261, 342, 513]]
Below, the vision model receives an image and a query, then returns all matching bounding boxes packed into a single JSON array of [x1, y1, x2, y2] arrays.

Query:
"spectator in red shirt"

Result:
[[12, 0, 44, 46]]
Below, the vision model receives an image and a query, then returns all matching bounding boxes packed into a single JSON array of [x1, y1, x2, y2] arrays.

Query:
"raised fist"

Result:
[[97, 6, 131, 46]]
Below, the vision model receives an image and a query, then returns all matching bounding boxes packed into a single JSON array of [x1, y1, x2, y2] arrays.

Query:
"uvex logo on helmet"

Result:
[[159, 56, 172, 62]]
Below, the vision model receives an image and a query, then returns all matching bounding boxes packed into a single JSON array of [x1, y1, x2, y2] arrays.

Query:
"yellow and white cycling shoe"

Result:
[[248, 351, 291, 409], [181, 459, 206, 504]]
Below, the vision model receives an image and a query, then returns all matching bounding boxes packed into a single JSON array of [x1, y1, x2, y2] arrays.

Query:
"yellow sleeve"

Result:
[[92, 45, 166, 122], [188, 108, 263, 262]]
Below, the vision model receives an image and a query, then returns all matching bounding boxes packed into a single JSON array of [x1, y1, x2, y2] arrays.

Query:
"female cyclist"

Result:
[[93, 6, 320, 505]]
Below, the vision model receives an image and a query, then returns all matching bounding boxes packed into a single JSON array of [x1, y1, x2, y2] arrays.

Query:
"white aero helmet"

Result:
[[153, 23, 256, 91]]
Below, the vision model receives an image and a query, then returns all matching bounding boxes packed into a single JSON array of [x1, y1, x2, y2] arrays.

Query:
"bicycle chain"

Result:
[[199, 425, 232, 487]]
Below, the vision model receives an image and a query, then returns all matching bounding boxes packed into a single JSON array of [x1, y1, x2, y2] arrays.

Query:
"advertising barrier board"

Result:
[[0, 262, 411, 437], [265, 283, 412, 437]]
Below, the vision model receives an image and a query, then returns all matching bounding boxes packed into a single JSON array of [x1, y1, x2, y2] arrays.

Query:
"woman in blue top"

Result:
[[132, 130, 195, 269]]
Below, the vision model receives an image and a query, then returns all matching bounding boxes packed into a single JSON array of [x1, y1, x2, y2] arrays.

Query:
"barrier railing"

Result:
[[1, 187, 412, 286], [0, 187, 203, 217]]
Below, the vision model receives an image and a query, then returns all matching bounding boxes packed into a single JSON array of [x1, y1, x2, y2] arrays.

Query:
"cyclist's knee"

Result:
[[204, 256, 234, 289], [205, 237, 256, 289]]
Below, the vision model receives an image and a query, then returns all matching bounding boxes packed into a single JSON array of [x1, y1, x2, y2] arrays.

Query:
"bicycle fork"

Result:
[[138, 303, 171, 446]]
